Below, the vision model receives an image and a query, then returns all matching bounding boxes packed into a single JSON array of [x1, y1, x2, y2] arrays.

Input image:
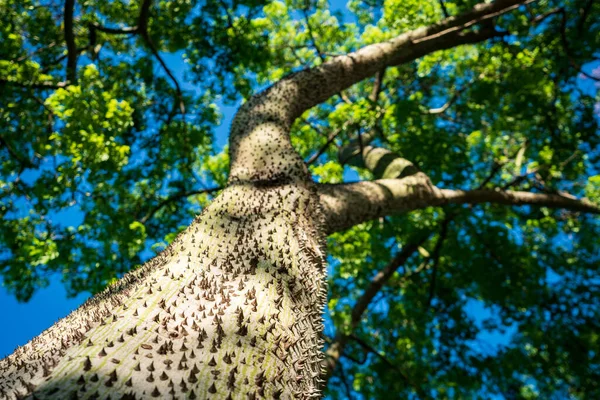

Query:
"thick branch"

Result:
[[346, 145, 419, 179], [283, 0, 519, 121], [318, 173, 600, 233], [229, 0, 526, 182]]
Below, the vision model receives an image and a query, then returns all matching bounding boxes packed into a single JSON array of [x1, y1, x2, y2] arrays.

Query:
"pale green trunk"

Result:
[[0, 2, 547, 397], [0, 183, 327, 399]]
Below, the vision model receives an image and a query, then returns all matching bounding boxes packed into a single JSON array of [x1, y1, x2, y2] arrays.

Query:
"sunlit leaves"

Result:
[[45, 65, 133, 172], [1, 0, 600, 397], [0, 0, 254, 299]]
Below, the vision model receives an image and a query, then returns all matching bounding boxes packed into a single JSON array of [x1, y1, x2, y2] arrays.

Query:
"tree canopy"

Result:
[[1, 0, 600, 398]]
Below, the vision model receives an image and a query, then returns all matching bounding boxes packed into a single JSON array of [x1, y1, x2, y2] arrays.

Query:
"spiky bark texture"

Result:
[[7, 1, 593, 398], [0, 182, 328, 399]]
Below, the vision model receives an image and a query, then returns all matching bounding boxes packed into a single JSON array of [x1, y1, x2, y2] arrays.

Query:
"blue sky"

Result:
[[0, 0, 353, 360], [1, 2, 599, 393]]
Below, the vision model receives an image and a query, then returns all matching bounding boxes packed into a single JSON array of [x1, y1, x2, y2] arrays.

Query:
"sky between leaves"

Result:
[[1, 0, 600, 398]]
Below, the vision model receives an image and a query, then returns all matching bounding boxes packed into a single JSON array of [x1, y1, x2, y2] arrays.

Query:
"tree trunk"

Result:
[[3, 1, 599, 398], [0, 183, 328, 399]]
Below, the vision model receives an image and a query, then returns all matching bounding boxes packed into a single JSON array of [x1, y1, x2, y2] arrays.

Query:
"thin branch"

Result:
[[134, 0, 185, 116], [477, 161, 505, 189], [306, 127, 344, 165], [139, 187, 221, 224], [530, 7, 562, 25], [89, 23, 139, 35], [87, 0, 185, 115], [546, 7, 600, 82], [577, 0, 594, 35], [302, 6, 325, 63], [369, 69, 386, 102], [0, 136, 34, 168], [422, 85, 465, 114], [577, 68, 600, 82], [425, 217, 452, 309], [141, 34, 186, 115], [438, 0, 450, 18], [15, 42, 58, 63], [0, 78, 68, 89], [351, 235, 431, 324], [337, 362, 354, 400], [349, 334, 422, 395], [64, 0, 77, 82], [324, 234, 431, 395], [476, 143, 526, 189]]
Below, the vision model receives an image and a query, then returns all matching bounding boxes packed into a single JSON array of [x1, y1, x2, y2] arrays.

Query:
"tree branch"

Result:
[[64, 0, 77, 83], [425, 217, 451, 309], [141, 33, 186, 115], [0, 136, 34, 169], [0, 78, 68, 89], [302, 6, 325, 63], [306, 126, 344, 165], [352, 237, 430, 325], [89, 23, 138, 35], [87, 0, 185, 115], [318, 173, 600, 234], [324, 235, 430, 395], [228, 0, 526, 183], [438, 0, 450, 18], [369, 69, 386, 102], [421, 82, 470, 114], [138, 187, 221, 224]]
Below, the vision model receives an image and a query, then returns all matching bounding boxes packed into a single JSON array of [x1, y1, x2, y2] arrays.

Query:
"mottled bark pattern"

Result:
[[0, 182, 327, 399], [4, 1, 595, 398]]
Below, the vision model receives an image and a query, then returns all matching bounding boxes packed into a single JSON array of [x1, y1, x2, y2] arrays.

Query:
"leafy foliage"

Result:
[[1, 0, 600, 398]]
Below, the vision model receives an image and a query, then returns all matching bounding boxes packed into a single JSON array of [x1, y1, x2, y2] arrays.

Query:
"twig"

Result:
[[425, 217, 452, 310], [64, 0, 77, 82], [0, 136, 34, 168], [438, 0, 450, 18], [350, 334, 428, 398], [476, 144, 525, 190], [369, 69, 386, 102], [306, 127, 343, 165], [0, 78, 68, 89], [15, 42, 57, 63], [139, 187, 221, 224]]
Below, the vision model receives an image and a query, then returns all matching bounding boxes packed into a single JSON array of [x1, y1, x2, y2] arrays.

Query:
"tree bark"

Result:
[[0, 183, 328, 399], [4, 1, 591, 399], [318, 174, 600, 234]]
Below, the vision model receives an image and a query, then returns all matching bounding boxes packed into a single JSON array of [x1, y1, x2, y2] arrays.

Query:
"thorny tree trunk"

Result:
[[2, 1, 598, 398], [1, 182, 328, 399]]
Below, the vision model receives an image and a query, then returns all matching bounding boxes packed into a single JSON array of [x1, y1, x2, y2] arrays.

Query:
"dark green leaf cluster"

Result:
[[1, 0, 600, 398]]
